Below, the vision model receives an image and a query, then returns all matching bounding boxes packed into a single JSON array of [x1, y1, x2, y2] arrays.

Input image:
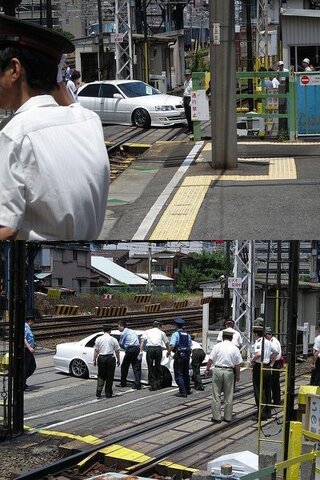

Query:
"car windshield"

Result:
[[118, 82, 161, 98]]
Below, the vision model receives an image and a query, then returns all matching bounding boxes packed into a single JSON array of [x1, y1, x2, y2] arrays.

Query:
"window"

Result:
[[57, 278, 63, 286], [78, 84, 100, 97], [73, 251, 78, 261], [100, 84, 121, 98]]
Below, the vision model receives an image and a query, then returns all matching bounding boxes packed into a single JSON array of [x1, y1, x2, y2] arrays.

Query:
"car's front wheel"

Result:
[[132, 108, 151, 128], [70, 358, 89, 378], [161, 366, 172, 388]]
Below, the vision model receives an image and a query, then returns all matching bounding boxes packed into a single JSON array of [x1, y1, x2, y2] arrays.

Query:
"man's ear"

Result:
[[6, 57, 23, 83]]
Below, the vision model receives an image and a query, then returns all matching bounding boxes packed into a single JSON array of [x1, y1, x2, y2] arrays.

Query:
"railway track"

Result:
[[106, 124, 194, 182], [33, 307, 203, 342], [16, 370, 307, 480]]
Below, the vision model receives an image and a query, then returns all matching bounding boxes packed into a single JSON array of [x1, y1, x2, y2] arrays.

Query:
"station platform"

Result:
[[100, 137, 320, 240]]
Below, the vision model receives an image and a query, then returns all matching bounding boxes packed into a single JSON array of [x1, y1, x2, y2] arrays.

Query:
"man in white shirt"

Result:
[[140, 321, 170, 391], [217, 319, 243, 349], [250, 326, 278, 421], [310, 323, 320, 386], [93, 325, 120, 399], [0, 15, 109, 240], [183, 69, 193, 133], [205, 330, 242, 423], [265, 327, 282, 405]]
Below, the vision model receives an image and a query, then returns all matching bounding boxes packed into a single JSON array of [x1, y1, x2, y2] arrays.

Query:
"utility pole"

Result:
[[148, 244, 152, 294], [97, 0, 104, 80], [284, 240, 300, 461], [210, 0, 238, 169], [46, 0, 52, 28]]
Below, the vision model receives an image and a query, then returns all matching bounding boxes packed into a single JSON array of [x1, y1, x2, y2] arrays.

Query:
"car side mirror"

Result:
[[113, 93, 123, 99]]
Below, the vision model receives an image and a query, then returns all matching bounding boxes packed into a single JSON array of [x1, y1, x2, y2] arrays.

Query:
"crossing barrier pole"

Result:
[[287, 421, 302, 480]]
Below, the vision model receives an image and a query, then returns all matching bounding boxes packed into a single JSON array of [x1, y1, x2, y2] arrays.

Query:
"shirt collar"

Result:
[[15, 95, 58, 115]]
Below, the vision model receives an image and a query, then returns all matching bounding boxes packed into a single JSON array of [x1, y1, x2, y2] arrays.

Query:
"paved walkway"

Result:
[[101, 138, 320, 240]]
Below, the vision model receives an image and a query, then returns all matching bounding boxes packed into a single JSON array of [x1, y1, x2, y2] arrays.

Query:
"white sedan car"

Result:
[[53, 330, 207, 388], [77, 80, 186, 128]]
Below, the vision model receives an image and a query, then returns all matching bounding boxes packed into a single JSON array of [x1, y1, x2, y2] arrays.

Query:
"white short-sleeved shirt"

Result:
[[313, 334, 320, 356], [208, 340, 242, 368], [0, 95, 109, 240], [270, 336, 282, 361], [141, 327, 168, 348], [217, 327, 242, 348], [253, 337, 277, 364], [94, 333, 120, 355]]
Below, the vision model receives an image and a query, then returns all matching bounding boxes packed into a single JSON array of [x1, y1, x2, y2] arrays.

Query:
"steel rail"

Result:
[[16, 370, 307, 479]]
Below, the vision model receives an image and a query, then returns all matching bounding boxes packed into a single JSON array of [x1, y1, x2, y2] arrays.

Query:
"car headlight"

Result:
[[155, 105, 175, 111]]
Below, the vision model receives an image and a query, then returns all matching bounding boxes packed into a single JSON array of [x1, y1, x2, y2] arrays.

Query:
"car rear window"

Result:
[[78, 84, 100, 97]]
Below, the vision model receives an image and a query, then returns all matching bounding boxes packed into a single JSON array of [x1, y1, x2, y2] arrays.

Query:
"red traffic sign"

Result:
[[301, 75, 310, 85]]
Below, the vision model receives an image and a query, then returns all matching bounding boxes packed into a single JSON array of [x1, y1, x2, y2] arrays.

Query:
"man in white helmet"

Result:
[[302, 58, 314, 71]]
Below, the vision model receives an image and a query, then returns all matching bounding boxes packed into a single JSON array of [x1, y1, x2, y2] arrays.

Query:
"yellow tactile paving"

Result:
[[150, 182, 211, 240], [150, 157, 297, 240]]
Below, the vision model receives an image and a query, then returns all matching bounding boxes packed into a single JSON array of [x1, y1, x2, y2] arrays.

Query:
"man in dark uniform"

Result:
[[24, 315, 36, 390], [167, 317, 192, 397]]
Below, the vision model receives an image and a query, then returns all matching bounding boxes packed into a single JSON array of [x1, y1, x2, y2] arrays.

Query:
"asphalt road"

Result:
[[23, 349, 208, 437]]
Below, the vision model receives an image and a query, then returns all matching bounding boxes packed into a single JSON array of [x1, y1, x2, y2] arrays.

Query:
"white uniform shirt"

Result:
[[208, 340, 242, 368], [313, 334, 320, 357], [217, 327, 242, 348], [0, 95, 109, 240], [253, 337, 277, 364], [94, 333, 120, 355], [191, 340, 204, 351], [66, 80, 78, 102], [270, 336, 282, 361], [183, 78, 192, 97], [141, 327, 168, 347]]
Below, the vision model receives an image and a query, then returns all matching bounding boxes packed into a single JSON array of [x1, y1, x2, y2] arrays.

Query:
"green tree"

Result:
[[176, 251, 226, 293], [54, 27, 75, 41]]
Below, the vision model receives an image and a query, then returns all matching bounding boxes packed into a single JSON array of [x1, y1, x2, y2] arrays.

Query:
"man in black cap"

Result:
[[0, 15, 109, 241], [167, 317, 192, 397]]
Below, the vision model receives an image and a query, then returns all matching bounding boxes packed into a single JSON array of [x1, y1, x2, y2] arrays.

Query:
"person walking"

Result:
[[117, 320, 141, 389], [310, 323, 320, 386], [93, 324, 120, 399], [167, 317, 192, 398], [191, 334, 206, 391], [205, 330, 242, 423], [24, 315, 37, 391], [250, 326, 277, 421], [265, 327, 282, 406], [183, 69, 193, 134], [140, 320, 170, 391], [0, 14, 109, 241]]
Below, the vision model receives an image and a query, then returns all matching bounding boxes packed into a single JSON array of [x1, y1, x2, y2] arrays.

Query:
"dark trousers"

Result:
[[146, 346, 162, 390], [24, 348, 36, 387], [191, 348, 205, 389], [121, 345, 141, 387], [97, 354, 116, 397], [173, 351, 190, 395], [252, 362, 272, 418], [270, 360, 282, 405], [183, 96, 192, 131], [310, 357, 320, 386]]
